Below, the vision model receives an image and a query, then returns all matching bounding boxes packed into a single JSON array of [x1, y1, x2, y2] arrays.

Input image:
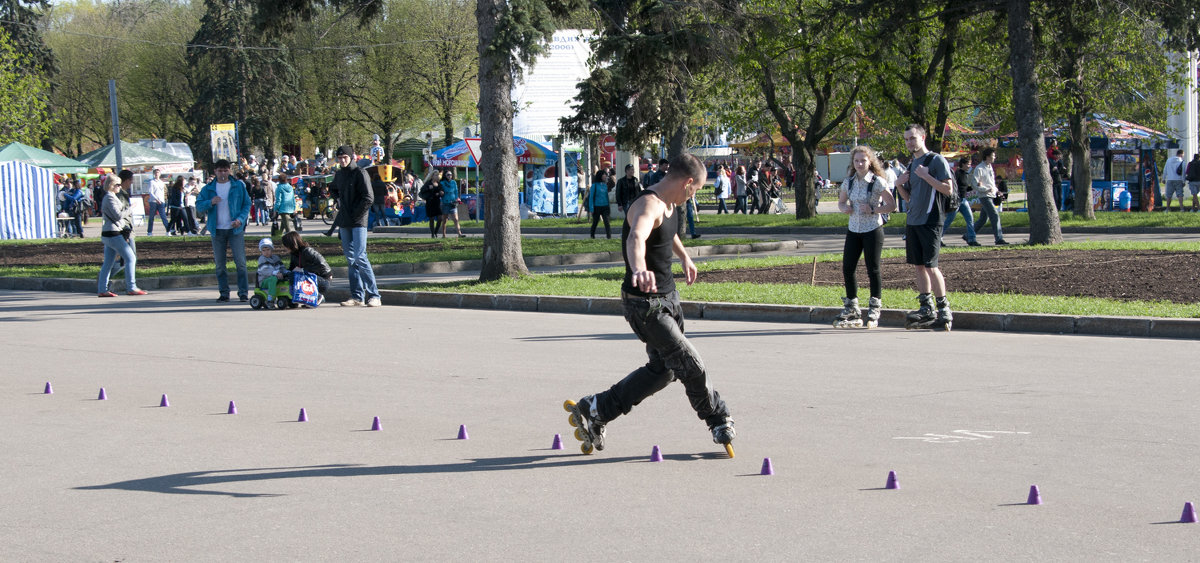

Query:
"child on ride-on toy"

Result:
[[253, 237, 289, 308]]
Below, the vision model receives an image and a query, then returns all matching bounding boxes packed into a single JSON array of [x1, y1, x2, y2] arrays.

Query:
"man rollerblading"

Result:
[[895, 124, 955, 332], [833, 297, 863, 328], [905, 293, 936, 329], [864, 297, 883, 328], [565, 153, 736, 458]]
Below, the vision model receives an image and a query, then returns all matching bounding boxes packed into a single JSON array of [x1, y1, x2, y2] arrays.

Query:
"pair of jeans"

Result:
[[253, 199, 268, 225], [591, 291, 730, 428], [590, 205, 611, 238], [943, 198, 977, 243], [98, 234, 138, 293], [685, 201, 697, 236], [211, 228, 248, 297], [716, 199, 729, 213], [340, 226, 379, 301], [973, 197, 1004, 242], [735, 195, 747, 214], [842, 227, 884, 300], [147, 201, 169, 235]]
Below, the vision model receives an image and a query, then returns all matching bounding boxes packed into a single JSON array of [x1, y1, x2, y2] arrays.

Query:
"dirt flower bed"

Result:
[[700, 249, 1200, 304]]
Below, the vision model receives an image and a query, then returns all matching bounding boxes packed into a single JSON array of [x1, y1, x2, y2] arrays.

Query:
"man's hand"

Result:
[[632, 269, 657, 294], [231, 219, 242, 228], [915, 165, 931, 182], [211, 195, 222, 204], [681, 257, 697, 285]]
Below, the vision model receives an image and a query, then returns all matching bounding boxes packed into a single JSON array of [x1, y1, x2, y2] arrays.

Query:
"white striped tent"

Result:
[[0, 161, 56, 240]]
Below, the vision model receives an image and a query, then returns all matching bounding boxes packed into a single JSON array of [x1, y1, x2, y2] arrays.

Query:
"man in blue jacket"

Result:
[[196, 159, 252, 302]]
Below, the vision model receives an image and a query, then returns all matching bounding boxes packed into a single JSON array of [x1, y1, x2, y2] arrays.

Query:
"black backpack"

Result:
[[919, 153, 959, 214]]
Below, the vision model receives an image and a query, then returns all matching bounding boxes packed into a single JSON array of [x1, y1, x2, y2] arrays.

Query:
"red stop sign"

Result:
[[601, 135, 617, 152]]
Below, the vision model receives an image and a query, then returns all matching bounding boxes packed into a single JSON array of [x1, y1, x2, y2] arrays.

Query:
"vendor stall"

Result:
[[0, 161, 57, 239]]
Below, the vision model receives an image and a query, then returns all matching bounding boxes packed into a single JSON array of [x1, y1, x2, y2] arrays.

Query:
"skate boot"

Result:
[[905, 293, 936, 329], [709, 417, 736, 458], [563, 395, 606, 454], [832, 297, 862, 328], [931, 296, 953, 332], [864, 297, 882, 329]]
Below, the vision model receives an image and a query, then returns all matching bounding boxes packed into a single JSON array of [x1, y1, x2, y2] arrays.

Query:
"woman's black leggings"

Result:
[[842, 227, 884, 300]]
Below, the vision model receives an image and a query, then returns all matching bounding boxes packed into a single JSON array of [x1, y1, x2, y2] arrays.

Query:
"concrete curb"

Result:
[[373, 290, 1200, 340], [378, 225, 1200, 236]]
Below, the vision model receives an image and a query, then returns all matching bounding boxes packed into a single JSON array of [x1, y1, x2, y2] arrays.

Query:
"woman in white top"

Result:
[[834, 145, 896, 328], [714, 164, 731, 214], [733, 165, 749, 214]]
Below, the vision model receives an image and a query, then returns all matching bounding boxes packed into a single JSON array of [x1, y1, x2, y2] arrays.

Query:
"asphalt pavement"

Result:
[[2, 288, 1199, 561]]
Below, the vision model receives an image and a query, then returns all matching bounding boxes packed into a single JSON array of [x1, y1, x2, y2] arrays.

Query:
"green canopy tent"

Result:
[[0, 142, 88, 174], [76, 140, 192, 170]]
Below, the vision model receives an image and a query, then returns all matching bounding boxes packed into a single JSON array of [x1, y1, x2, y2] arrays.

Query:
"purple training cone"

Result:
[[650, 445, 663, 462], [159, 394, 170, 407], [760, 457, 774, 476], [886, 470, 899, 490], [551, 434, 563, 450], [43, 382, 52, 394], [457, 424, 469, 440], [1027, 485, 1042, 505], [98, 388, 107, 401], [371, 416, 382, 431], [227, 401, 237, 415], [1181, 502, 1197, 523], [298, 408, 308, 422]]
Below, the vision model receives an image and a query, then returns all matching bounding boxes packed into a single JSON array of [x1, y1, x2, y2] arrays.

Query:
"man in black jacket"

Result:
[[332, 145, 381, 307], [1186, 153, 1200, 212], [614, 164, 642, 213]]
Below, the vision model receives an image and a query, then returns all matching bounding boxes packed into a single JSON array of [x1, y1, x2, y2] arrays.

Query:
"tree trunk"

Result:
[[1068, 113, 1093, 219], [791, 144, 817, 219], [443, 112, 455, 147], [1006, 0, 1062, 245], [668, 86, 689, 159], [476, 0, 528, 282]]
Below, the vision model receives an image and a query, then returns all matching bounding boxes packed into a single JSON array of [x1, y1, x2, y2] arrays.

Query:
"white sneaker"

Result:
[[366, 297, 382, 307], [340, 299, 363, 307]]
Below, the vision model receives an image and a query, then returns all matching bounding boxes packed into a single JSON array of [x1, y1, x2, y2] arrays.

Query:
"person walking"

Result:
[[419, 174, 443, 238], [971, 148, 1008, 246], [833, 146, 896, 329], [275, 172, 298, 234], [714, 164, 730, 214], [733, 165, 749, 214], [942, 156, 979, 246], [97, 174, 147, 297], [331, 145, 381, 307], [587, 169, 612, 238], [166, 177, 187, 236], [895, 124, 954, 331], [145, 168, 169, 236], [1164, 149, 1187, 211], [564, 153, 735, 455], [439, 170, 463, 238], [614, 164, 642, 215], [1186, 153, 1200, 212], [195, 159, 252, 302]]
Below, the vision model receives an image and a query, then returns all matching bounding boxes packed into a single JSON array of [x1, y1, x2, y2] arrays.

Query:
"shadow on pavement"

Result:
[[75, 454, 650, 498]]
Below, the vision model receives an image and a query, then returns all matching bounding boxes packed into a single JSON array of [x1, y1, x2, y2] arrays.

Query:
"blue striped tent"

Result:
[[0, 161, 56, 239]]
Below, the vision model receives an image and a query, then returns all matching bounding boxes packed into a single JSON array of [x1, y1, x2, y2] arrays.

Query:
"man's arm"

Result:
[[194, 184, 214, 215], [670, 231, 697, 286], [624, 195, 663, 293], [915, 158, 953, 196], [354, 169, 374, 218]]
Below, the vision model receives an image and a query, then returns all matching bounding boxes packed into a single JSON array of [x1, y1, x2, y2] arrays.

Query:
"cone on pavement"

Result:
[[298, 408, 308, 422], [650, 445, 663, 462], [371, 416, 382, 431], [457, 424, 469, 439], [1027, 485, 1042, 505], [98, 388, 107, 400], [159, 394, 170, 407], [227, 401, 237, 415], [760, 457, 774, 475], [1181, 502, 1197, 523], [885, 470, 899, 490], [43, 382, 52, 394], [551, 434, 563, 450]]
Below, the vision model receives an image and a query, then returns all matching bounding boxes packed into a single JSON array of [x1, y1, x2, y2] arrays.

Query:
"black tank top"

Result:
[[621, 190, 678, 297]]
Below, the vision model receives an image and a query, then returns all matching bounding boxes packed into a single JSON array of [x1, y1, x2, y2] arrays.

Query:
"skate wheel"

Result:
[[580, 442, 593, 455], [724, 443, 735, 458], [562, 399, 576, 412], [568, 414, 579, 428], [574, 428, 585, 441]]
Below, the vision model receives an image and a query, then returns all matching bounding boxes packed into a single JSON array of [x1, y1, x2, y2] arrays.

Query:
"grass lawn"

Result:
[[388, 241, 1200, 319], [0, 236, 762, 279], [411, 210, 1200, 231]]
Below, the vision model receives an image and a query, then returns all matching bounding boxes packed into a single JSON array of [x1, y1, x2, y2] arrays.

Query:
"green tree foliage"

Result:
[[187, 0, 300, 164], [43, 0, 114, 154], [0, 0, 55, 76], [560, 0, 741, 156], [0, 26, 52, 144], [403, 0, 478, 146]]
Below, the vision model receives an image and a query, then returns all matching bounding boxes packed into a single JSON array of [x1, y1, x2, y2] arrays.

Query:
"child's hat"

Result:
[[258, 237, 274, 250]]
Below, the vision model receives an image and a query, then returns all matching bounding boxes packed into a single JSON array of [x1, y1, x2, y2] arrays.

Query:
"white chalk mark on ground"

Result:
[[893, 430, 1031, 443]]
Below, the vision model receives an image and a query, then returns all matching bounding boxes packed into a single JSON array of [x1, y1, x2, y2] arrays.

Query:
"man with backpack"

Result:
[[1186, 153, 1200, 212], [895, 124, 955, 331], [1164, 149, 1187, 211]]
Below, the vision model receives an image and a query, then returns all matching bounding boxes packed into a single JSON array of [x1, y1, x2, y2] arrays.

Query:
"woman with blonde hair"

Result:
[[833, 145, 895, 328], [97, 174, 147, 297]]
